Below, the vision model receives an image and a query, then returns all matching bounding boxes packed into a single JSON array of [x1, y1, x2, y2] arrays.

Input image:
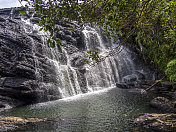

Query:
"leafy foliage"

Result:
[[133, 0, 176, 71], [165, 59, 176, 82], [85, 48, 100, 64], [80, 0, 176, 71]]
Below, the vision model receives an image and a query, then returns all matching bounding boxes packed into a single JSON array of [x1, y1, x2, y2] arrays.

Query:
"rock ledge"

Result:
[[0, 116, 47, 132], [134, 113, 176, 132]]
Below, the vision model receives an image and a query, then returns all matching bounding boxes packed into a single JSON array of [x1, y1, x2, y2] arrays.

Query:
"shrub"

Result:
[[165, 59, 176, 82]]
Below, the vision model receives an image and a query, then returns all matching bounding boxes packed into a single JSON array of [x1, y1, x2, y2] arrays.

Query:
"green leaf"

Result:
[[50, 41, 55, 48], [47, 39, 51, 45], [85, 59, 89, 64], [57, 43, 62, 51], [39, 28, 43, 31]]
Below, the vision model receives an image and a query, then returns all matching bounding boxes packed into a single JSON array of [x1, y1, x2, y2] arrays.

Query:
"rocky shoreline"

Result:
[[134, 114, 176, 132], [115, 75, 176, 131], [133, 80, 176, 132], [0, 116, 48, 132]]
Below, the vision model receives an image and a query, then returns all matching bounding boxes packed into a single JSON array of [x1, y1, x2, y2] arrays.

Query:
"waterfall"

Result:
[[21, 19, 150, 99], [82, 26, 139, 90], [0, 7, 154, 104], [20, 17, 83, 99]]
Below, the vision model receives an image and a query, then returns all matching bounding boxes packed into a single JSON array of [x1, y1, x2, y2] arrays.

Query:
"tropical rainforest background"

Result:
[[19, 0, 176, 82]]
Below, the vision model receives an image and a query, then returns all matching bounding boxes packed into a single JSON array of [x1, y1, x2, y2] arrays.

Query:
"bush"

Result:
[[165, 59, 176, 82]]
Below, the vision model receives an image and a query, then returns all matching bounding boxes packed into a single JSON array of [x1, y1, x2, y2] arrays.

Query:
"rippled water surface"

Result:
[[3, 88, 157, 132]]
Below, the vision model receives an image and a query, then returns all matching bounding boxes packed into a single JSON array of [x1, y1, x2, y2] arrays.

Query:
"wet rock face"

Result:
[[121, 71, 146, 88], [0, 8, 86, 109], [122, 71, 145, 83], [122, 74, 137, 83]]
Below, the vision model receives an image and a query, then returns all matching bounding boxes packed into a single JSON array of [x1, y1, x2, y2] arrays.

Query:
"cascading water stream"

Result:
[[20, 17, 83, 98], [82, 26, 144, 90], [82, 26, 117, 89], [19, 14, 152, 100]]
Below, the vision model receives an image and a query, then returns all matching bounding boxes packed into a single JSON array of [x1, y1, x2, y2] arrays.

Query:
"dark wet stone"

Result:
[[115, 83, 129, 89], [122, 74, 137, 83], [128, 88, 147, 95], [0, 104, 5, 108], [134, 114, 176, 132], [150, 97, 175, 113], [69, 52, 86, 67], [161, 82, 173, 90]]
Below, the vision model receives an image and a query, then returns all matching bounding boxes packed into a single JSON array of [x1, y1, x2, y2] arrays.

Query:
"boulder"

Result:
[[122, 74, 137, 83], [128, 88, 147, 95], [161, 81, 173, 90], [150, 97, 175, 113], [115, 82, 129, 89], [122, 71, 145, 83]]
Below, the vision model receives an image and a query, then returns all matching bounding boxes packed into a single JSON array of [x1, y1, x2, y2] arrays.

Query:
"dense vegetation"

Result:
[[19, 0, 176, 82]]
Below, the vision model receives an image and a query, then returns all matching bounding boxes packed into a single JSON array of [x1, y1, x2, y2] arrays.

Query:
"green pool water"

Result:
[[2, 87, 158, 132]]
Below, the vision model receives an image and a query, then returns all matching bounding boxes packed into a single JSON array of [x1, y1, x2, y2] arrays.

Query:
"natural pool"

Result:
[[2, 87, 158, 132]]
